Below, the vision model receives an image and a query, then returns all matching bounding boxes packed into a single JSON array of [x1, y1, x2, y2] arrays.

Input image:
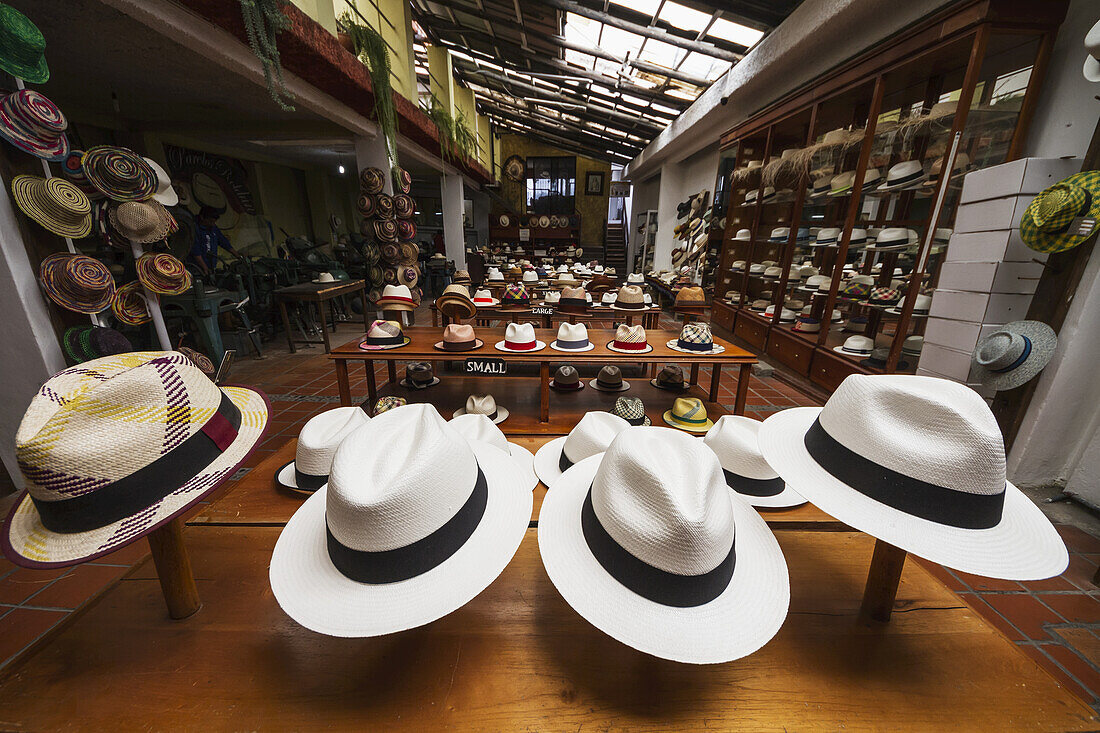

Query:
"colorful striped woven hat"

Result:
[[374, 193, 395, 220], [135, 252, 191, 296], [663, 397, 714, 433], [2, 351, 269, 568], [61, 325, 132, 364], [356, 193, 377, 218], [392, 165, 412, 194], [11, 175, 91, 238], [0, 4, 48, 83], [399, 240, 419, 264], [396, 219, 417, 241], [394, 193, 415, 219], [360, 166, 385, 194], [111, 280, 151, 326], [374, 218, 399, 243], [0, 89, 68, 161], [82, 146, 157, 201], [674, 323, 714, 352], [109, 200, 172, 244], [39, 253, 115, 314], [1020, 172, 1100, 254]]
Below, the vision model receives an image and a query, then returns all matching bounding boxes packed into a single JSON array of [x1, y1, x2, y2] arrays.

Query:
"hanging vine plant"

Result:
[[427, 94, 477, 164], [239, 0, 295, 111], [338, 12, 399, 168]]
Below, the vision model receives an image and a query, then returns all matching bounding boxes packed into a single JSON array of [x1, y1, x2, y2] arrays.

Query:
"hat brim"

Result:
[[665, 340, 725, 355], [451, 405, 510, 425], [399, 377, 441, 390], [606, 342, 653, 354], [532, 436, 570, 488], [269, 442, 532, 637], [661, 410, 713, 433], [758, 406, 1068, 579], [548, 380, 584, 391], [971, 321, 1058, 391], [650, 378, 688, 392], [3, 385, 269, 568], [0, 125, 68, 162], [0, 55, 49, 85], [432, 339, 484, 352], [589, 379, 631, 392], [274, 460, 326, 494], [1086, 56, 1100, 83], [884, 307, 928, 317], [538, 455, 789, 663], [494, 340, 546, 353], [550, 340, 595, 352], [721, 472, 807, 509], [359, 337, 411, 351]]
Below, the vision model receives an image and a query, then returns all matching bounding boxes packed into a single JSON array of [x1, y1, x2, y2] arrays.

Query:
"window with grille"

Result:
[[526, 156, 576, 215]]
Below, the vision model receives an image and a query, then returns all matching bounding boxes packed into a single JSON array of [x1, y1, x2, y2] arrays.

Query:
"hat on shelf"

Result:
[[543, 290, 561, 304], [533, 411, 631, 485], [550, 364, 584, 391], [864, 287, 901, 307], [768, 227, 790, 243], [0, 4, 48, 83], [626, 272, 645, 284], [82, 146, 157, 201], [436, 284, 476, 319], [371, 396, 406, 416], [762, 266, 783, 279], [453, 394, 509, 424], [448, 413, 538, 492], [811, 228, 840, 247], [860, 167, 883, 191], [275, 407, 369, 492], [471, 288, 497, 307], [730, 260, 746, 272], [269, 404, 531, 637], [609, 284, 644, 311], [652, 365, 687, 392], [675, 286, 707, 308], [926, 152, 970, 186], [843, 315, 870, 332], [829, 171, 856, 197], [359, 166, 386, 194], [758, 374, 1068, 579], [764, 305, 796, 323], [401, 362, 439, 390], [887, 292, 933, 316], [607, 324, 652, 354], [521, 269, 540, 284], [551, 322, 594, 352], [376, 284, 416, 311], [663, 396, 714, 433], [591, 365, 630, 392], [598, 292, 617, 307], [878, 160, 926, 192], [860, 347, 909, 371], [1020, 172, 1100, 254], [109, 200, 172, 243], [39, 253, 115, 314], [61, 325, 132, 364], [111, 281, 151, 325], [792, 313, 821, 333], [808, 176, 831, 199], [704, 416, 806, 508], [733, 228, 752, 241], [360, 320, 410, 350], [495, 322, 545, 352], [970, 321, 1057, 392], [557, 285, 588, 313], [486, 267, 505, 283], [10, 175, 91, 238], [4, 351, 269, 568], [0, 90, 68, 161], [501, 283, 530, 309], [434, 323, 483, 352], [610, 397, 650, 427], [834, 335, 874, 357], [312, 272, 337, 285], [867, 227, 916, 251], [848, 228, 869, 248], [841, 275, 875, 299], [748, 298, 770, 311], [668, 322, 725, 355]]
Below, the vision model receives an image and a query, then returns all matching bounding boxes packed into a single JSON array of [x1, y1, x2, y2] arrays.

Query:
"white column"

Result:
[[442, 172, 466, 269], [353, 134, 392, 195]]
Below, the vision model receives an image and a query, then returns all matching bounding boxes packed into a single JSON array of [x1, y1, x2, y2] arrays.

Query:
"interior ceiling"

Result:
[[411, 0, 803, 164]]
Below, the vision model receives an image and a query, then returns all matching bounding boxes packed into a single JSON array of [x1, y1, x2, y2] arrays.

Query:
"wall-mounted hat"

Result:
[[0, 89, 68, 161], [0, 4, 49, 83], [971, 321, 1057, 392], [11, 175, 90, 238], [61, 325, 132, 364], [109, 200, 172, 244], [359, 166, 385, 194], [111, 281, 151, 325], [1020, 172, 1100, 254], [82, 145, 157, 201]]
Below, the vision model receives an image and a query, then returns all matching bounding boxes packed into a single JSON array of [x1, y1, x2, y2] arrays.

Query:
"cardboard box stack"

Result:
[[917, 157, 1081, 396]]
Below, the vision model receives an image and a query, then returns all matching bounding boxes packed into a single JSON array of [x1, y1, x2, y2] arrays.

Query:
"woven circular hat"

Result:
[[82, 146, 157, 201], [759, 374, 1068, 579], [111, 280, 151, 325], [61, 325, 132, 364], [704, 416, 805, 508], [538, 426, 789, 663], [449, 413, 537, 492], [109, 200, 172, 243], [397, 265, 419, 288], [393, 193, 415, 219], [374, 193, 395, 220], [356, 193, 377, 218], [3, 351, 269, 568], [1020, 172, 1100, 254], [360, 166, 386, 194], [178, 346, 215, 376], [135, 252, 191, 296], [0, 90, 68, 160], [435, 284, 476, 320], [392, 165, 412, 194], [533, 411, 630, 487], [970, 320, 1057, 392], [61, 150, 99, 199], [396, 219, 417, 241], [374, 218, 399, 243], [667, 323, 725, 355], [0, 4, 48, 83], [275, 406, 370, 492], [39, 253, 115, 314], [11, 175, 91, 238]]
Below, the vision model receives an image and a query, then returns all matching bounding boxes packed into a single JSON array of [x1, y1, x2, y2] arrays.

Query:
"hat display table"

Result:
[[429, 301, 661, 329], [328, 327, 756, 426], [274, 279, 369, 353]]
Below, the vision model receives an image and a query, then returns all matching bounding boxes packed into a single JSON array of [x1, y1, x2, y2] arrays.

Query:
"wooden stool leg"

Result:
[[859, 538, 907, 623], [146, 517, 201, 620]]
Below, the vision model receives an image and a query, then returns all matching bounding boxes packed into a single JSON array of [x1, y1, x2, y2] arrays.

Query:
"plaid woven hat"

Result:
[[611, 396, 650, 426], [372, 396, 406, 416], [2, 351, 269, 568], [135, 252, 191, 296], [392, 166, 412, 194], [609, 323, 650, 353], [866, 287, 901, 306], [111, 280, 151, 325], [39, 253, 115, 314], [502, 283, 530, 306], [62, 325, 132, 364], [82, 146, 157, 201], [361, 319, 409, 350], [109, 200, 172, 244], [0, 90, 68, 161], [11, 175, 91, 238], [676, 322, 714, 352], [0, 4, 48, 83], [360, 167, 386, 195], [1020, 172, 1100, 254]]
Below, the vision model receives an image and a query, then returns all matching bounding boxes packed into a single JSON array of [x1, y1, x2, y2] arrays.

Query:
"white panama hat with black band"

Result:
[[275, 407, 369, 492], [533, 411, 630, 488], [704, 415, 806, 509], [449, 413, 537, 491]]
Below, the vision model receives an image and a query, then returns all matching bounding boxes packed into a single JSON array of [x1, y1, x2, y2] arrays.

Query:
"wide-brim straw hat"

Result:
[[3, 351, 269, 568], [704, 416, 806, 509], [0, 90, 68, 161], [759, 374, 1068, 579], [0, 5, 49, 84], [11, 175, 91, 238], [111, 280, 151, 325], [359, 166, 386, 194], [970, 320, 1057, 391], [135, 252, 192, 296], [143, 157, 179, 207], [532, 412, 630, 487], [538, 427, 789, 663], [436, 292, 476, 319], [39, 252, 115, 314], [82, 146, 157, 201], [109, 200, 172, 243]]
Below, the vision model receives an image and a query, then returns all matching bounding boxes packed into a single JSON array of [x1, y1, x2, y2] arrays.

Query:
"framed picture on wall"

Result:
[[584, 171, 605, 196]]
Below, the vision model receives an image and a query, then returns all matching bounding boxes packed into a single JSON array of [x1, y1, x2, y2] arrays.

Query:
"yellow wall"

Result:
[[498, 134, 611, 248], [291, 0, 336, 33], [339, 0, 418, 100]]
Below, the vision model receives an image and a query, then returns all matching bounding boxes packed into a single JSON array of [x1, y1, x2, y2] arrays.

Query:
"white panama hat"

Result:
[[703, 416, 806, 509], [758, 374, 1068, 579], [449, 413, 537, 491], [538, 426, 790, 663], [495, 322, 545, 352], [452, 394, 509, 424], [269, 404, 532, 636], [276, 407, 370, 491], [550, 322, 595, 352], [533, 411, 630, 487]]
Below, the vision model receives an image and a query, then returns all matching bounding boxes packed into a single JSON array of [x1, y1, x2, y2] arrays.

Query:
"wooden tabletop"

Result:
[[274, 279, 366, 299], [0, 525, 1091, 730]]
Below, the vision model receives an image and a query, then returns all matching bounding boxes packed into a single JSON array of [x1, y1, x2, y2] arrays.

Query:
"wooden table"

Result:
[[329, 327, 756, 424], [274, 279, 369, 354], [430, 301, 661, 329]]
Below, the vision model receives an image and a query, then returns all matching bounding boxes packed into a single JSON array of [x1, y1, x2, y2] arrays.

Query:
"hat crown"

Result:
[[449, 413, 509, 453], [679, 322, 712, 343], [464, 394, 497, 416], [368, 319, 402, 338], [615, 323, 646, 342], [556, 322, 588, 342], [617, 285, 643, 302], [611, 397, 645, 421], [819, 375, 1006, 497], [16, 352, 222, 501], [563, 411, 630, 463], [554, 365, 579, 383], [5, 90, 65, 135], [443, 323, 475, 342], [593, 427, 735, 576], [0, 5, 45, 63], [561, 286, 585, 299], [703, 416, 778, 480], [976, 331, 1028, 370], [1031, 184, 1088, 231], [382, 284, 411, 298], [296, 407, 370, 475], [113, 201, 166, 238], [442, 284, 470, 298], [473, 289, 491, 299], [504, 322, 535, 342], [328, 405, 478, 552]]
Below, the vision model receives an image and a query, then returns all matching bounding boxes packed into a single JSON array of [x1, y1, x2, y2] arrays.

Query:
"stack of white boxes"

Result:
[[917, 157, 1081, 397]]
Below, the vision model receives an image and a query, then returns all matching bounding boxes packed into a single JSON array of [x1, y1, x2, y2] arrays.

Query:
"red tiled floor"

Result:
[[0, 607, 68, 665], [957, 592, 1027, 642], [0, 566, 71, 606], [1041, 593, 1100, 625], [982, 593, 1063, 640], [1059, 526, 1100, 554], [22, 563, 130, 610], [1045, 644, 1100, 699], [952, 570, 1024, 592]]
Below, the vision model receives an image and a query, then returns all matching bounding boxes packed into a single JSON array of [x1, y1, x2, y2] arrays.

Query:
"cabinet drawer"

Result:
[[766, 329, 812, 375], [711, 302, 735, 331], [809, 348, 861, 392], [734, 311, 769, 350]]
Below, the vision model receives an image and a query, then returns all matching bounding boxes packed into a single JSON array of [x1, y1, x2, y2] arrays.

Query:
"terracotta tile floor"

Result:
[[3, 304, 1100, 713]]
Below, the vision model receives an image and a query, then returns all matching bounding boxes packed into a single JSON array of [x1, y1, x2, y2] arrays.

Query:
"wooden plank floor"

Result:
[[0, 526, 1092, 730]]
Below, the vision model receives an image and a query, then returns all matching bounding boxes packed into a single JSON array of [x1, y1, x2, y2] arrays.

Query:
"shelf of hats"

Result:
[[706, 12, 1058, 393]]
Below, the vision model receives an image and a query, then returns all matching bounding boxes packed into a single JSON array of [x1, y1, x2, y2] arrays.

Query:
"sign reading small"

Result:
[[464, 357, 507, 375]]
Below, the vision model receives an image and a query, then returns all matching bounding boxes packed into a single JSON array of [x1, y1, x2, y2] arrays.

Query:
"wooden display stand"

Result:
[[145, 517, 202, 620]]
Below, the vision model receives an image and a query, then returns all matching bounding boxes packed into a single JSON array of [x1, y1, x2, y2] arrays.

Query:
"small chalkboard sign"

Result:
[[464, 357, 508, 375], [531, 306, 554, 316]]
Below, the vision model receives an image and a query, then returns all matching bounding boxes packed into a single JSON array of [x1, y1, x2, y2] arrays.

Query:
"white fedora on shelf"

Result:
[[810, 227, 840, 247], [538, 426, 790, 664], [878, 160, 926, 192], [970, 321, 1058, 392], [627, 272, 645, 283], [733, 228, 751, 241], [495, 322, 545, 352], [453, 394, 509, 425], [276, 407, 371, 492], [834, 335, 874, 356], [449, 413, 537, 491], [551, 322, 595, 352], [758, 374, 1068, 579], [269, 404, 532, 636], [886, 292, 933, 316], [533, 411, 630, 488], [704, 416, 805, 509]]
